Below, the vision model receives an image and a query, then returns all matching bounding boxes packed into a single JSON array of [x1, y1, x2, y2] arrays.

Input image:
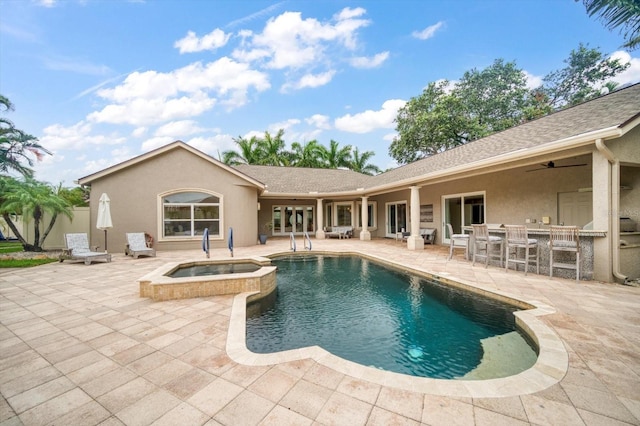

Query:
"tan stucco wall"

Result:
[[21, 207, 90, 250], [87, 149, 259, 252], [367, 155, 595, 243]]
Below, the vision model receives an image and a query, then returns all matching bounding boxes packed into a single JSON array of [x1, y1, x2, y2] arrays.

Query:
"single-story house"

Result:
[[78, 83, 640, 283]]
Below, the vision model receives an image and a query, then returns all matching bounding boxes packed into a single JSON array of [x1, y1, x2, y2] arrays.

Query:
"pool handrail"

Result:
[[289, 232, 296, 252], [304, 232, 312, 250]]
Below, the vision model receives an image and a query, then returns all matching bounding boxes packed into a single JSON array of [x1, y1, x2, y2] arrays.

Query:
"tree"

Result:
[[578, 0, 640, 50], [390, 81, 473, 164], [289, 140, 326, 168], [350, 147, 382, 175], [320, 139, 352, 169], [390, 45, 630, 165], [221, 135, 262, 165], [453, 59, 532, 134], [0, 176, 73, 251], [538, 43, 630, 109], [260, 129, 289, 166], [0, 95, 51, 177]]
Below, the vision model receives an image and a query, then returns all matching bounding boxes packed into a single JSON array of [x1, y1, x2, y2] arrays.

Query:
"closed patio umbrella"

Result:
[[96, 193, 113, 252]]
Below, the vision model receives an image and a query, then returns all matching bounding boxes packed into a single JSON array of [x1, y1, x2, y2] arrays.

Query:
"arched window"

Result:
[[162, 191, 221, 238]]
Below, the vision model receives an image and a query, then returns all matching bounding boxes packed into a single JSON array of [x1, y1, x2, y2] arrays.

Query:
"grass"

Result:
[[0, 241, 59, 268], [0, 258, 58, 268], [0, 241, 23, 254]]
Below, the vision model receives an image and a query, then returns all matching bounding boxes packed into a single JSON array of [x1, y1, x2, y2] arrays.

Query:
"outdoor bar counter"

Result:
[[463, 226, 606, 280]]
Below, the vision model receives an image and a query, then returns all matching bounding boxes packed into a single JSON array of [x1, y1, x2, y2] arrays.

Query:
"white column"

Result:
[[592, 151, 612, 282], [315, 198, 325, 239], [407, 186, 424, 250], [360, 196, 371, 241]]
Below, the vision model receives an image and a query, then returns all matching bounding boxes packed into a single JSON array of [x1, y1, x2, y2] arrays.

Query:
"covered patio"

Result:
[[1, 238, 639, 425]]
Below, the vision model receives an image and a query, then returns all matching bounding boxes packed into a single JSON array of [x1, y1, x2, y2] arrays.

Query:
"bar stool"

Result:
[[472, 224, 504, 268], [549, 225, 580, 281], [505, 225, 539, 276], [446, 223, 469, 260]]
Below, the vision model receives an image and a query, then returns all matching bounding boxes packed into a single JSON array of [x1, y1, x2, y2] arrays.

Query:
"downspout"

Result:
[[595, 138, 627, 283]]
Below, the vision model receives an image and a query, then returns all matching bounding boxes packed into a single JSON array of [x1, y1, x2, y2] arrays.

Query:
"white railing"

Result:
[[304, 232, 312, 250], [289, 232, 297, 252]]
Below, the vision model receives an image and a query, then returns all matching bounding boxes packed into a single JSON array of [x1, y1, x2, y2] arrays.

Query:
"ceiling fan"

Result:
[[526, 160, 587, 172]]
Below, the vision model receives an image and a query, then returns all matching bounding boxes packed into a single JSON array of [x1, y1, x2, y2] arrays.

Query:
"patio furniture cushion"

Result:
[[61, 233, 112, 265], [125, 232, 156, 258]]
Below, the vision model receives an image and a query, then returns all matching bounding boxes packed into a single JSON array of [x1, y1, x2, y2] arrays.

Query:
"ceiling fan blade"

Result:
[[553, 163, 587, 168]]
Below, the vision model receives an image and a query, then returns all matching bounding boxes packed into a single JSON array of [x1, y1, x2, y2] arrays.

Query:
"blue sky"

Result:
[[1, 0, 639, 186]]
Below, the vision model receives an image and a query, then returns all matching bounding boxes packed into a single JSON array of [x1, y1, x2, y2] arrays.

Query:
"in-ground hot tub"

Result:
[[138, 256, 276, 302]]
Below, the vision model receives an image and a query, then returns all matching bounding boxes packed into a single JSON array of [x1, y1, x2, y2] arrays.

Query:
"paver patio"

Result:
[[1, 238, 639, 425]]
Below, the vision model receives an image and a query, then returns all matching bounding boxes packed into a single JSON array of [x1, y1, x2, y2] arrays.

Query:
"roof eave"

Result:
[[368, 125, 624, 194]]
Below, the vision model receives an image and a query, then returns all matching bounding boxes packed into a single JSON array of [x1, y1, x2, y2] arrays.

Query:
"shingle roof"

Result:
[[236, 83, 640, 195], [370, 82, 640, 187], [233, 164, 373, 195]]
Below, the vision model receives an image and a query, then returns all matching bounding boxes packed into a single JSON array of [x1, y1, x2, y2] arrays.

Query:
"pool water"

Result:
[[169, 262, 261, 278], [246, 254, 537, 379]]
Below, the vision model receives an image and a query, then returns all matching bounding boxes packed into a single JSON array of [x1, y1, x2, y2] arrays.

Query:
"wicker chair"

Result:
[[505, 225, 539, 276], [472, 224, 504, 268], [549, 226, 580, 281]]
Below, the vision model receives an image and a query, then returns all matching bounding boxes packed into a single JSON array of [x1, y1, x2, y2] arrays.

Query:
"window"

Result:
[[162, 191, 221, 238], [357, 201, 377, 228], [336, 203, 353, 226]]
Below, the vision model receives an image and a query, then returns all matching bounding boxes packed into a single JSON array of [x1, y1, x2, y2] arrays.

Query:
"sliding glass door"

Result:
[[386, 202, 407, 238], [442, 192, 485, 243]]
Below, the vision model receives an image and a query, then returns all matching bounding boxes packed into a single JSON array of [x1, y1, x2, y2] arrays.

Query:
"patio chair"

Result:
[[446, 223, 469, 260], [472, 224, 504, 268], [505, 225, 539, 276], [125, 232, 156, 258], [60, 233, 112, 265], [549, 225, 580, 281]]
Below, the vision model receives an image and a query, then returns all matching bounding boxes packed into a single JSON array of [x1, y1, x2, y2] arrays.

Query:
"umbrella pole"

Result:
[[104, 230, 108, 253]]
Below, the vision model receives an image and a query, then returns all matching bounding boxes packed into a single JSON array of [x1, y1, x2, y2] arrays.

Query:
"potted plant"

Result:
[[258, 220, 272, 244]]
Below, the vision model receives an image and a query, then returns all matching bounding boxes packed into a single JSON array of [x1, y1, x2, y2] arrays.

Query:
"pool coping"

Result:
[[225, 250, 569, 398]]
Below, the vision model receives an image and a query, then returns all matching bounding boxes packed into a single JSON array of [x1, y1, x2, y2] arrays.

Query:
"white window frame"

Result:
[[356, 201, 377, 228], [159, 189, 223, 240]]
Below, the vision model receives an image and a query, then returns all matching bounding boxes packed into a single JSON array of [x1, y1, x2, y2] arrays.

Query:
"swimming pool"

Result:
[[168, 262, 261, 277], [246, 254, 537, 379]]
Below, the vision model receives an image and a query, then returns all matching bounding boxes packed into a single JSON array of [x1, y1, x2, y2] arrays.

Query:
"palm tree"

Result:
[[320, 139, 352, 169], [350, 148, 382, 175], [579, 0, 640, 50], [0, 176, 73, 251], [221, 135, 262, 165], [260, 129, 289, 166], [289, 140, 325, 168], [1, 95, 51, 177]]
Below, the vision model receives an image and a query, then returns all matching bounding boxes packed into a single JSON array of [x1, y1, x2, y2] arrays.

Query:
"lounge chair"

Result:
[[60, 233, 112, 265], [125, 232, 156, 258]]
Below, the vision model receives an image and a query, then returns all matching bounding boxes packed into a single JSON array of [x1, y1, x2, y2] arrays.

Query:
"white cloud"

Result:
[[39, 121, 126, 151], [524, 71, 543, 89], [233, 8, 370, 70], [305, 114, 331, 129], [269, 119, 301, 134], [185, 134, 236, 156], [174, 29, 231, 53], [88, 94, 216, 126], [140, 136, 175, 152], [88, 58, 270, 125], [350, 51, 389, 69], [610, 51, 640, 87], [132, 127, 147, 138], [334, 99, 406, 133], [154, 120, 204, 138], [412, 22, 444, 40], [36, 0, 56, 7], [281, 70, 336, 92]]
